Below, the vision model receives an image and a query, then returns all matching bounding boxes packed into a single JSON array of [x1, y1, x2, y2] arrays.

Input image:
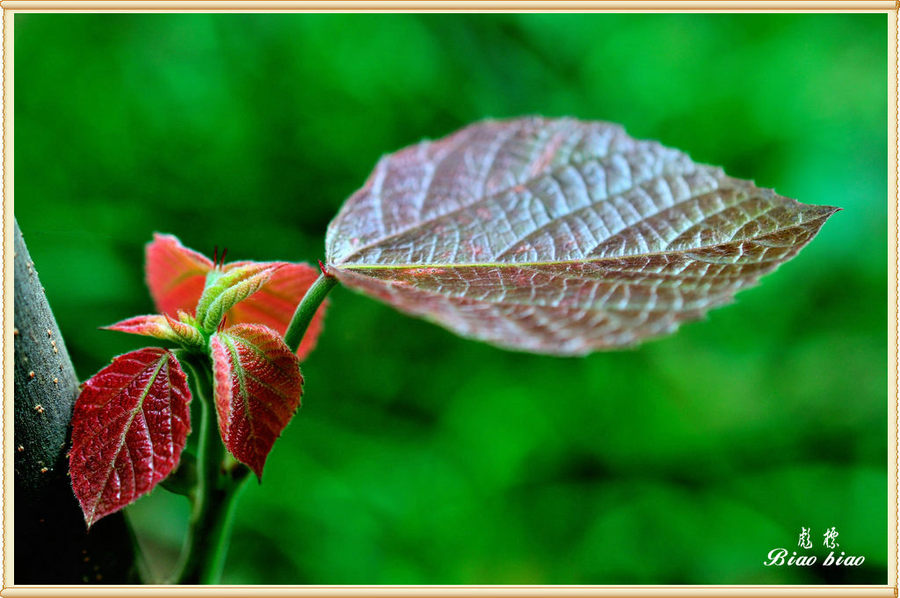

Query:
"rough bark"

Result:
[[14, 219, 138, 583]]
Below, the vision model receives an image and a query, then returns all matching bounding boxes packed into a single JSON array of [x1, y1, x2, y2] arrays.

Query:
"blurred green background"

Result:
[[16, 13, 887, 584]]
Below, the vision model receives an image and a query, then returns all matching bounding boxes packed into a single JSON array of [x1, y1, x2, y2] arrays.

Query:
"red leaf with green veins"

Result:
[[211, 324, 303, 479], [326, 117, 838, 355], [104, 314, 203, 348], [69, 348, 192, 527], [145, 234, 327, 359], [227, 263, 328, 361]]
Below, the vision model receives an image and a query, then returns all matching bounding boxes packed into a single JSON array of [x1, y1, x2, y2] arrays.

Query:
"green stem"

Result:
[[168, 269, 335, 584], [283, 271, 337, 353], [170, 351, 249, 585]]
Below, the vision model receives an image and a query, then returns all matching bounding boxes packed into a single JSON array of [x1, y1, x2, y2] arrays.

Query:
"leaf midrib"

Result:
[[334, 209, 832, 272], [222, 331, 296, 464]]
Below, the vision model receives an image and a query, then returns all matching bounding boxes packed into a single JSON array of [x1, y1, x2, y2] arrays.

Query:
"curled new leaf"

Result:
[[195, 262, 284, 333], [146, 234, 327, 360], [163, 313, 205, 347], [69, 348, 192, 527], [326, 117, 838, 355], [211, 324, 303, 479]]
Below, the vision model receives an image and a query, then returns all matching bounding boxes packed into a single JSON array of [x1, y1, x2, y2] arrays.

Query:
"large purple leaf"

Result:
[[326, 117, 837, 355]]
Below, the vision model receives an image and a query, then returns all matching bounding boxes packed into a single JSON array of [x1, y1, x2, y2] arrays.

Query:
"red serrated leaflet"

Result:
[[210, 324, 303, 480], [69, 348, 192, 527], [225, 262, 327, 360], [145, 234, 327, 359]]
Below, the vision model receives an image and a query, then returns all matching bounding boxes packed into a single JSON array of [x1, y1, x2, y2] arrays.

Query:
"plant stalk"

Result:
[[169, 268, 336, 584], [170, 351, 249, 585], [284, 270, 337, 353]]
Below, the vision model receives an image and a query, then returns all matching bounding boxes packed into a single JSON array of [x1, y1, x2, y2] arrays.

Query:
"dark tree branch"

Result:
[[14, 219, 138, 584]]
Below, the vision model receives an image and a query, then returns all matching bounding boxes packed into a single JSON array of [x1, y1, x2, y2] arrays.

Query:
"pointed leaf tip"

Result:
[[325, 117, 839, 355], [211, 324, 303, 479], [104, 314, 203, 348], [102, 315, 172, 338], [69, 348, 192, 527]]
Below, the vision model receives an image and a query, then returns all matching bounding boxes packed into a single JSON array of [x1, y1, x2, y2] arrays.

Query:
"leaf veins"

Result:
[[326, 117, 838, 355], [211, 324, 303, 479], [69, 348, 192, 527]]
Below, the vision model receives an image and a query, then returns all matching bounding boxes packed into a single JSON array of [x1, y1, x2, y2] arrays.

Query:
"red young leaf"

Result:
[[104, 314, 176, 338], [326, 117, 838, 355], [104, 314, 203, 348], [146, 233, 213, 318], [211, 324, 303, 479], [69, 348, 192, 527], [226, 262, 328, 360], [145, 234, 327, 359]]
